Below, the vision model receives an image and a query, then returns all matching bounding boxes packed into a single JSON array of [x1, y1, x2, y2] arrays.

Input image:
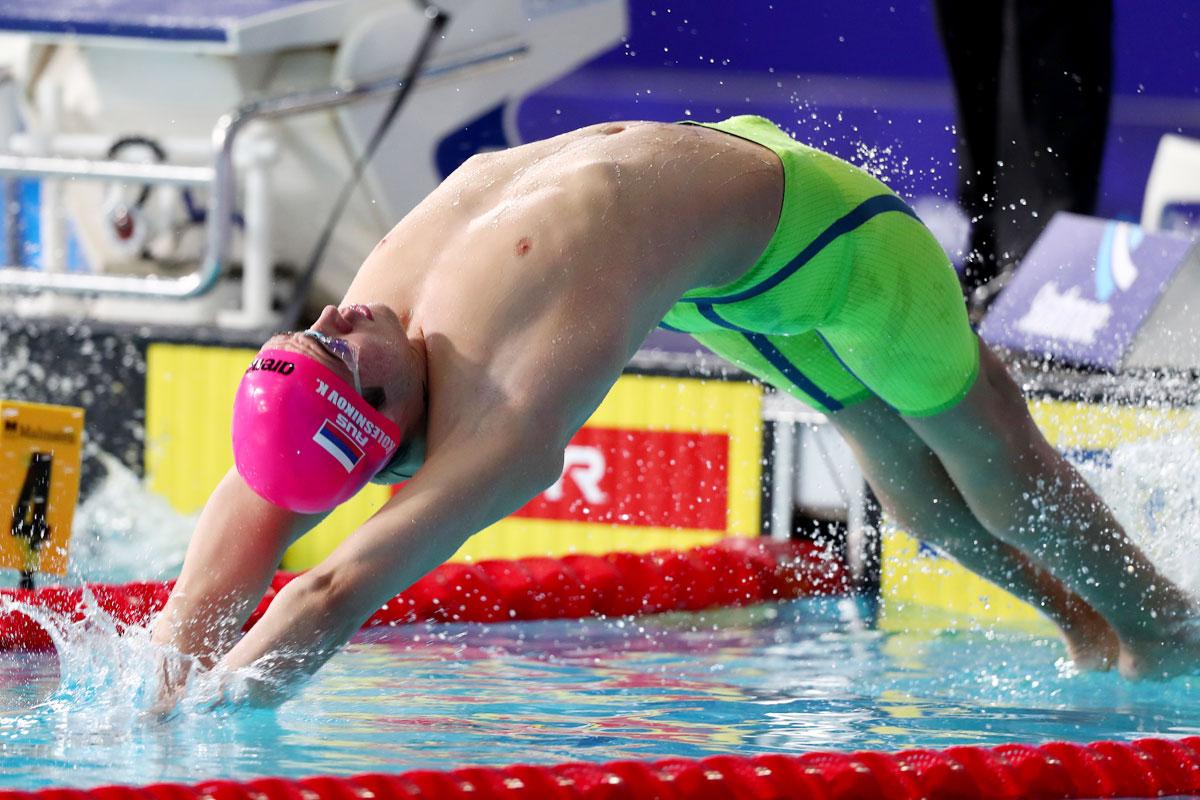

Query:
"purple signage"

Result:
[[980, 212, 1195, 369]]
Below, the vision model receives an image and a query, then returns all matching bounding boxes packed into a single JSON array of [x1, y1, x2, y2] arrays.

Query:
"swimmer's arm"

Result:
[[211, 415, 563, 706], [150, 468, 327, 672]]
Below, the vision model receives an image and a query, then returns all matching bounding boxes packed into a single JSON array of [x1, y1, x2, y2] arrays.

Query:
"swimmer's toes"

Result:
[[1061, 612, 1119, 672], [1064, 631, 1119, 672], [1117, 636, 1200, 680]]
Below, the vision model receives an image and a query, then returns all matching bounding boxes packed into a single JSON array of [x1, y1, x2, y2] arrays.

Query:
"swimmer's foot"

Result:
[[1113, 609, 1200, 681], [1118, 617, 1200, 680], [1060, 609, 1120, 672]]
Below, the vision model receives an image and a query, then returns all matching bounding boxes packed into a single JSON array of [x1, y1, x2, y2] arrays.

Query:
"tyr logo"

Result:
[[544, 445, 608, 504]]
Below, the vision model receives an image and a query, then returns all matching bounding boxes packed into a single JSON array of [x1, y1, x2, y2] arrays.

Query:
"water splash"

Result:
[[69, 452, 194, 584], [0, 587, 285, 790], [0, 591, 161, 731], [0, 586, 271, 730], [1072, 427, 1200, 595]]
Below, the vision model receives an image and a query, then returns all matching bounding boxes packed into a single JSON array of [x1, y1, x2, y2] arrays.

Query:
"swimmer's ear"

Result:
[[362, 386, 386, 411]]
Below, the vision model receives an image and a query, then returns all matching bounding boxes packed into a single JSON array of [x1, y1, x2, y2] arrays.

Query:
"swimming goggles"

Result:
[[301, 329, 362, 395]]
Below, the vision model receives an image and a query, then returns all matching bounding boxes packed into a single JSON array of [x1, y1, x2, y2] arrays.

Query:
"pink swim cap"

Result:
[[231, 347, 402, 513]]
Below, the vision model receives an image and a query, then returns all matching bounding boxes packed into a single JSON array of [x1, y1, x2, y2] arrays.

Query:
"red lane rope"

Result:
[[2, 737, 1198, 800], [5, 544, 1197, 798], [0, 538, 846, 651]]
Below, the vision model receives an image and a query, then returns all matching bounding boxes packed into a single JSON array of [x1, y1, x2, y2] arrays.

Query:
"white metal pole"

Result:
[[770, 420, 796, 541]]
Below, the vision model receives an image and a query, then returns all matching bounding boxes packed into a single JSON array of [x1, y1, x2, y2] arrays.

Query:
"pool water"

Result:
[[1, 597, 1197, 790]]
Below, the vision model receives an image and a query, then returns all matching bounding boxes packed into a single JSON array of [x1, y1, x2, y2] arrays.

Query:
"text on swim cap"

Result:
[[247, 356, 295, 375], [314, 379, 397, 454]]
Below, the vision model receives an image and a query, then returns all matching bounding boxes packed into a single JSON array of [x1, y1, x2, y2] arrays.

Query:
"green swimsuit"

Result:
[[660, 115, 979, 417]]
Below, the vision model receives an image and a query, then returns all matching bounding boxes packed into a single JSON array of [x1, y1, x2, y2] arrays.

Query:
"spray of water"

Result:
[[0, 449, 269, 723], [69, 452, 194, 584], [0, 585, 280, 729], [1073, 428, 1200, 596]]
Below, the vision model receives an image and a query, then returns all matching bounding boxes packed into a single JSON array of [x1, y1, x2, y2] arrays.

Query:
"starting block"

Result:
[[0, 400, 83, 585], [980, 211, 1200, 371]]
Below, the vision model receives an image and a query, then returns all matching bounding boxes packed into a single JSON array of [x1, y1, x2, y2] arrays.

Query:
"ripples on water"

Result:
[[1, 595, 1198, 791]]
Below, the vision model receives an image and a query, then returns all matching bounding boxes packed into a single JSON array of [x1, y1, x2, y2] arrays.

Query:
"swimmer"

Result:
[[150, 115, 1197, 707]]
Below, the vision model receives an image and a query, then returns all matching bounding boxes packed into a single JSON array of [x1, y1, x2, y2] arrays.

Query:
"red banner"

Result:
[[512, 427, 729, 530]]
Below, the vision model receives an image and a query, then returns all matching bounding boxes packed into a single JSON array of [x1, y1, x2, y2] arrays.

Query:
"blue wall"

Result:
[[519, 0, 1200, 223], [590, 1, 951, 80]]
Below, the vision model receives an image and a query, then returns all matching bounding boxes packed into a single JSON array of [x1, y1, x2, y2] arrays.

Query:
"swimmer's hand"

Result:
[[184, 666, 250, 712], [145, 690, 184, 722], [145, 647, 202, 721], [145, 661, 283, 719], [190, 663, 295, 710]]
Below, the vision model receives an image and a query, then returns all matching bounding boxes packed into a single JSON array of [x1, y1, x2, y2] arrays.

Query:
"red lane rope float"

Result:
[[2, 737, 1198, 800], [0, 538, 846, 651]]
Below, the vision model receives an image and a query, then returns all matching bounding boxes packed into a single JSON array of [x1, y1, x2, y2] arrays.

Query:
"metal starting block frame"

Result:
[[0, 0, 627, 328]]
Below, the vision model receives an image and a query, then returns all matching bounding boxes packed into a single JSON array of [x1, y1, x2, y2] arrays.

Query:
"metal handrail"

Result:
[[0, 155, 212, 186], [0, 40, 527, 300]]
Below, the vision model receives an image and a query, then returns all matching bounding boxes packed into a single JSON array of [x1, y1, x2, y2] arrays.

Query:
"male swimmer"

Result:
[[150, 115, 1197, 707]]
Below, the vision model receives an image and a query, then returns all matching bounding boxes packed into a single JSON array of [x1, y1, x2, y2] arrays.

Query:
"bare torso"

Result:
[[343, 121, 782, 449]]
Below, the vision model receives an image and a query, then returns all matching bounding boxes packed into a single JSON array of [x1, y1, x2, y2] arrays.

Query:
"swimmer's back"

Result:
[[347, 120, 785, 350]]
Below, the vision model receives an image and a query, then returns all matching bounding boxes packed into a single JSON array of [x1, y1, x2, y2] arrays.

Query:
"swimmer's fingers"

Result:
[[142, 677, 185, 722], [185, 667, 236, 713], [188, 665, 285, 712], [142, 697, 183, 723], [146, 646, 201, 714]]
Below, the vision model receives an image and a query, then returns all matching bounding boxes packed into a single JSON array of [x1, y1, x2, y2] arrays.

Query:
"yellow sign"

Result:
[[0, 400, 84, 576], [443, 373, 763, 564]]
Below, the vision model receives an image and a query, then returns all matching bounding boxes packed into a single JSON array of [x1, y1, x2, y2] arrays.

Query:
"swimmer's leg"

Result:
[[691, 326, 1119, 666], [829, 395, 1119, 669], [906, 341, 1199, 678]]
